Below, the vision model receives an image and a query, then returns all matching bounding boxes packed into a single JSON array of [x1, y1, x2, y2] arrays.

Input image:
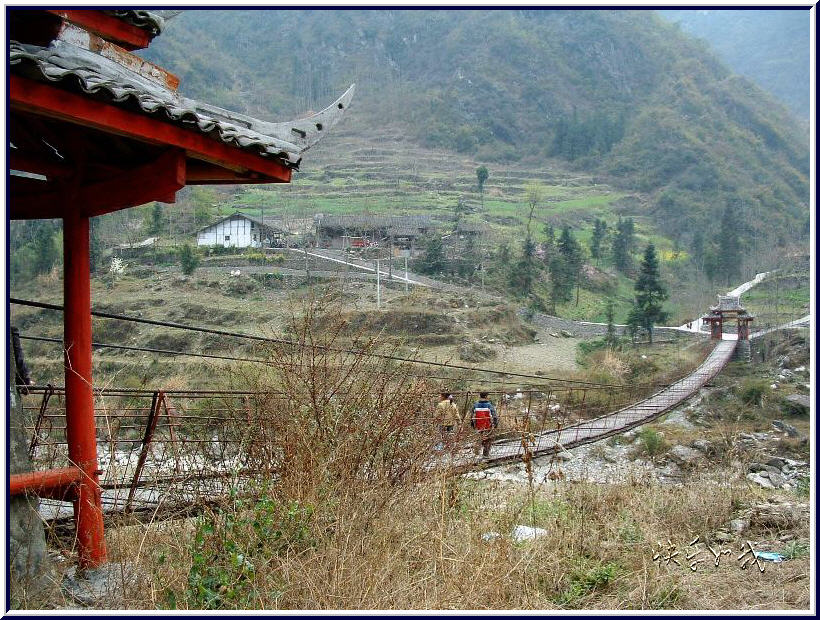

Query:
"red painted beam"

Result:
[[9, 466, 83, 496], [10, 76, 292, 185], [47, 10, 153, 50], [63, 212, 107, 568], [10, 149, 186, 220], [9, 150, 74, 179]]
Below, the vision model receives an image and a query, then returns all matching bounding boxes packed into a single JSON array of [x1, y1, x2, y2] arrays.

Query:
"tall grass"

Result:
[[14, 297, 810, 610]]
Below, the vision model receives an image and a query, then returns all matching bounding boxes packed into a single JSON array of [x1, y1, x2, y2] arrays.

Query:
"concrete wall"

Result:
[[520, 310, 698, 340]]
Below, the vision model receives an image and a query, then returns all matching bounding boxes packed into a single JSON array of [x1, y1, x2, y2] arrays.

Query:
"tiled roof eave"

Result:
[[9, 38, 354, 171]]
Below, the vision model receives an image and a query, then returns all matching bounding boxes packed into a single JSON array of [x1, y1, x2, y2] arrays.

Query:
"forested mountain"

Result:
[[660, 9, 810, 121], [143, 9, 809, 243]]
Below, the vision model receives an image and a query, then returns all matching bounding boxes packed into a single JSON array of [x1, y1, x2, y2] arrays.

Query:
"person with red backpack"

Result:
[[470, 392, 498, 458]]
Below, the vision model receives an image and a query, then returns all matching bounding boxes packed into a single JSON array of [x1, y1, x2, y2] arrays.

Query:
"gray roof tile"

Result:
[[10, 38, 354, 170]]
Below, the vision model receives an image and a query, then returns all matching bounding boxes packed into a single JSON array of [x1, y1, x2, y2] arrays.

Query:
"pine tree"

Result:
[[511, 183, 543, 297], [32, 222, 58, 276], [557, 225, 583, 305], [476, 166, 489, 209], [549, 254, 574, 310], [513, 237, 538, 296], [717, 201, 742, 285], [179, 243, 200, 276], [590, 218, 607, 264], [549, 226, 582, 308], [612, 216, 634, 273], [89, 218, 103, 274], [419, 235, 446, 274], [148, 203, 164, 236], [605, 298, 618, 346], [690, 229, 705, 273], [629, 244, 669, 343]]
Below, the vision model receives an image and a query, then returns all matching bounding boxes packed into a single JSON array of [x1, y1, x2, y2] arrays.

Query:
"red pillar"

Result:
[[63, 211, 107, 567]]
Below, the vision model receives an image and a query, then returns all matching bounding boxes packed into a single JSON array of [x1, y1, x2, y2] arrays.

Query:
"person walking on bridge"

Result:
[[435, 392, 461, 449], [470, 392, 498, 459]]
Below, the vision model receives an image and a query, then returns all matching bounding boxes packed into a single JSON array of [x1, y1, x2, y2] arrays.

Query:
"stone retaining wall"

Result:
[[519, 309, 699, 340]]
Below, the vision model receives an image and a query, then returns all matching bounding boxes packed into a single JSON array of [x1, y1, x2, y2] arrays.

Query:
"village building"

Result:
[[197, 212, 287, 248], [315, 214, 434, 256]]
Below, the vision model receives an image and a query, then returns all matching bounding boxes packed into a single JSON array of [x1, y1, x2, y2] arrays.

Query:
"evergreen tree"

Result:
[[549, 226, 582, 308], [89, 218, 103, 274], [476, 165, 489, 209], [612, 216, 634, 273], [542, 223, 555, 246], [509, 183, 544, 297], [557, 225, 583, 305], [148, 203, 164, 236], [179, 243, 200, 276], [629, 244, 669, 343], [419, 235, 446, 274], [690, 229, 705, 273], [549, 254, 574, 310], [512, 237, 538, 296], [717, 201, 742, 285], [32, 222, 58, 276], [590, 218, 608, 263], [605, 298, 618, 346]]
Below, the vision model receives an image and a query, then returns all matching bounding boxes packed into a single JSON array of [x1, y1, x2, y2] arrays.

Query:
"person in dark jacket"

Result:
[[470, 392, 498, 458]]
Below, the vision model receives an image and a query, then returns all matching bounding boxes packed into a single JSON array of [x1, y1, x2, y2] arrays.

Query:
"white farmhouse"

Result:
[[196, 212, 286, 248]]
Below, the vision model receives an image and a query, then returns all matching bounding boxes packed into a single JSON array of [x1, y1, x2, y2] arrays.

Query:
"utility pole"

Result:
[[404, 255, 409, 293], [342, 236, 349, 298], [376, 257, 381, 309], [389, 237, 394, 280]]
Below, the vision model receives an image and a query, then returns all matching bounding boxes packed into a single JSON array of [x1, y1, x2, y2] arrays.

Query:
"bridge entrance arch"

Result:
[[701, 295, 754, 340]]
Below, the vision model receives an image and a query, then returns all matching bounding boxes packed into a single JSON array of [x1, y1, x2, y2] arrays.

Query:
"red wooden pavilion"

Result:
[[8, 9, 353, 567]]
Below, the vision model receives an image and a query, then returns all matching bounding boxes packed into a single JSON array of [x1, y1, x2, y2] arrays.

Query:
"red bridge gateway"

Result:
[[8, 8, 353, 567], [701, 295, 755, 341]]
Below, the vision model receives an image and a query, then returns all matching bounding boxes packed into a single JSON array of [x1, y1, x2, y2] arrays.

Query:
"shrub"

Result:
[[554, 561, 620, 608], [185, 496, 313, 609], [781, 540, 809, 560], [179, 244, 201, 275], [635, 427, 668, 457], [736, 379, 769, 405]]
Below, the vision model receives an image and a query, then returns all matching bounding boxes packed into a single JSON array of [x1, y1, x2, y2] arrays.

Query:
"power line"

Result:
[[11, 297, 625, 387], [18, 335, 272, 365], [18, 333, 602, 390]]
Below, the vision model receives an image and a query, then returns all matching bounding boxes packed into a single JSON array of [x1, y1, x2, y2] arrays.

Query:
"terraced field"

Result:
[[218, 126, 642, 246]]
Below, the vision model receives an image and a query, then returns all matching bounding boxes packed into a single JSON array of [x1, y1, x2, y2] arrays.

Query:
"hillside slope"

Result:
[[660, 9, 810, 121], [143, 9, 809, 246]]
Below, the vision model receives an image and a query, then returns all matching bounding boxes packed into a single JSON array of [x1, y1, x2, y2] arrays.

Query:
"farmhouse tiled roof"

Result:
[[9, 37, 354, 170], [197, 212, 287, 234], [316, 214, 433, 230]]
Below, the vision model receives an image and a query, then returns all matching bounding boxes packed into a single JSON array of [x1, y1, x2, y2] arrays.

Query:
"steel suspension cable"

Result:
[[11, 297, 631, 387]]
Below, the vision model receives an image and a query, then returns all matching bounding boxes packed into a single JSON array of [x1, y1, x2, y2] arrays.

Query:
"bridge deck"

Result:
[[479, 339, 737, 465], [37, 341, 739, 524]]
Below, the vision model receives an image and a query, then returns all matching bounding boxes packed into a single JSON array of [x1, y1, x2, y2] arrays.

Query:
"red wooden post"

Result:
[[63, 211, 107, 567]]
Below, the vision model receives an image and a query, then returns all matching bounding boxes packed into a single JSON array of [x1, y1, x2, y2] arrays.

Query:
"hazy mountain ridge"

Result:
[[660, 9, 810, 121]]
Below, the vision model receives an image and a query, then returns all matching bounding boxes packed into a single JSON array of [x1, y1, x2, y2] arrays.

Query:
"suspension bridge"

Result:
[[10, 278, 809, 541]]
